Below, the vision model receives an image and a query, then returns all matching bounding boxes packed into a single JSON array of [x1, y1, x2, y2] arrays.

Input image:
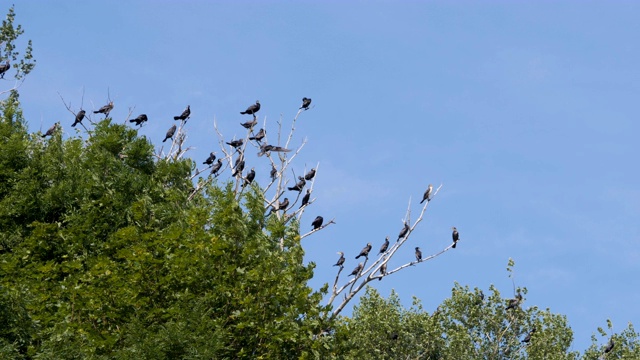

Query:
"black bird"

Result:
[[210, 159, 222, 176], [42, 123, 59, 138], [397, 222, 410, 241], [349, 263, 363, 276], [93, 102, 114, 117], [243, 168, 255, 187], [232, 160, 245, 176], [0, 61, 10, 78], [604, 339, 614, 354], [355, 243, 372, 259], [452, 227, 459, 248], [288, 177, 306, 192], [379, 263, 387, 278], [203, 152, 216, 165], [311, 216, 323, 230], [420, 184, 433, 204], [272, 198, 289, 212], [479, 290, 485, 302], [71, 110, 86, 127], [415, 247, 422, 262], [240, 100, 260, 116], [333, 252, 345, 267], [389, 333, 399, 341], [300, 97, 312, 110], [378, 236, 389, 255], [506, 293, 522, 310], [522, 327, 536, 343], [270, 164, 278, 181], [163, 124, 176, 142], [226, 139, 244, 148], [258, 143, 291, 157], [249, 128, 265, 141], [129, 114, 148, 126], [304, 168, 316, 180], [174, 105, 190, 121], [300, 189, 311, 208], [240, 118, 258, 129]]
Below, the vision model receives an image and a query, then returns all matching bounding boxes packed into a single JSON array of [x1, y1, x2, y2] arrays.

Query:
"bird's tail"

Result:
[[173, 116, 181, 120], [420, 199, 425, 204], [93, 110, 100, 113], [240, 111, 247, 114], [71, 122, 77, 127]]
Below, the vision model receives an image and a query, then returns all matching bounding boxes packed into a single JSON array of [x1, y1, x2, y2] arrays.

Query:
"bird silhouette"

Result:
[[311, 216, 323, 230], [71, 110, 86, 127], [355, 243, 372, 259], [210, 159, 222, 176], [452, 227, 459, 248], [174, 105, 190, 121], [420, 184, 433, 204], [300, 189, 311, 208], [604, 339, 614, 353], [300, 97, 312, 110], [288, 177, 306, 192], [270, 164, 277, 181], [129, 114, 148, 126], [379, 263, 387, 278], [240, 118, 258, 129], [272, 198, 289, 212], [42, 123, 59, 138], [93, 102, 114, 117], [333, 252, 345, 267], [521, 327, 536, 343], [232, 160, 245, 176], [415, 247, 422, 262], [378, 236, 389, 254], [0, 61, 10, 78], [249, 128, 265, 141], [240, 100, 260, 117], [163, 124, 176, 142], [226, 139, 244, 148], [304, 168, 316, 180], [243, 168, 255, 187], [349, 263, 363, 276], [398, 222, 410, 241], [203, 152, 216, 165]]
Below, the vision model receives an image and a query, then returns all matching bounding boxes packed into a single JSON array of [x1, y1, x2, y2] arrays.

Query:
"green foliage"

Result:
[[1, 5, 36, 81]]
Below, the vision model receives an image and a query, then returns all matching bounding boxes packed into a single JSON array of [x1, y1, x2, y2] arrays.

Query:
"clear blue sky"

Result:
[[8, 1, 640, 351]]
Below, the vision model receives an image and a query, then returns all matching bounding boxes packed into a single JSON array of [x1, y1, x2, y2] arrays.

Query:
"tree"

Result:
[[0, 5, 36, 96]]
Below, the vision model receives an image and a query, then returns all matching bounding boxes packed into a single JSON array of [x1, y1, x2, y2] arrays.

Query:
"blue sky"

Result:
[[7, 1, 640, 351]]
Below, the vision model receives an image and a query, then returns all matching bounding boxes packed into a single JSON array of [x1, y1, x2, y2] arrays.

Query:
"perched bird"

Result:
[[522, 327, 536, 343], [93, 102, 114, 117], [163, 124, 176, 142], [355, 243, 372, 259], [272, 198, 289, 212], [478, 290, 485, 303], [249, 128, 265, 141], [333, 252, 345, 267], [226, 139, 244, 148], [304, 168, 316, 180], [240, 100, 260, 116], [311, 216, 323, 230], [71, 110, 86, 127], [300, 97, 312, 110], [452, 227, 459, 248], [174, 105, 190, 121], [379, 262, 387, 278], [415, 247, 422, 262], [397, 222, 410, 241], [243, 168, 255, 187], [604, 339, 614, 354], [240, 118, 258, 129], [129, 114, 148, 126], [210, 159, 222, 176], [270, 164, 278, 181], [300, 189, 311, 208], [203, 152, 216, 165], [506, 293, 522, 310], [389, 333, 399, 341], [42, 122, 59, 138], [288, 177, 306, 192], [420, 184, 433, 204], [232, 160, 245, 176], [378, 236, 389, 255], [257, 143, 291, 157], [0, 61, 10, 78], [349, 263, 363, 276]]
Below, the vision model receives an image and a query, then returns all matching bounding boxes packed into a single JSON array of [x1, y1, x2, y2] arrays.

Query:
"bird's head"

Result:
[[337, 251, 343, 256], [256, 100, 260, 104], [415, 247, 420, 250]]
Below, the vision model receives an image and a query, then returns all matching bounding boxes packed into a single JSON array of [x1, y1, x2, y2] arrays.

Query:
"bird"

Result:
[[226, 139, 244, 148], [163, 125, 176, 142], [604, 338, 614, 353], [379, 263, 387, 278], [210, 159, 222, 176], [397, 222, 410, 241], [258, 143, 291, 157], [452, 227, 459, 248], [300, 97, 312, 110], [288, 177, 306, 192], [129, 114, 148, 126], [272, 198, 289, 212], [389, 333, 399, 341], [333, 252, 345, 267], [270, 164, 278, 181], [415, 247, 422, 262], [349, 263, 363, 276], [71, 110, 86, 127], [355, 243, 372, 259], [420, 184, 433, 204], [203, 152, 216, 165], [249, 128, 265, 141], [243, 168, 255, 187], [174, 105, 190, 121], [0, 60, 10, 78], [240, 100, 260, 117], [506, 293, 522, 310], [478, 290, 485, 303], [311, 216, 323, 230], [521, 327, 536, 343], [232, 160, 245, 177], [304, 168, 316, 180], [42, 123, 59, 138], [300, 189, 311, 208], [240, 118, 258, 129], [93, 102, 113, 117], [378, 236, 389, 255]]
